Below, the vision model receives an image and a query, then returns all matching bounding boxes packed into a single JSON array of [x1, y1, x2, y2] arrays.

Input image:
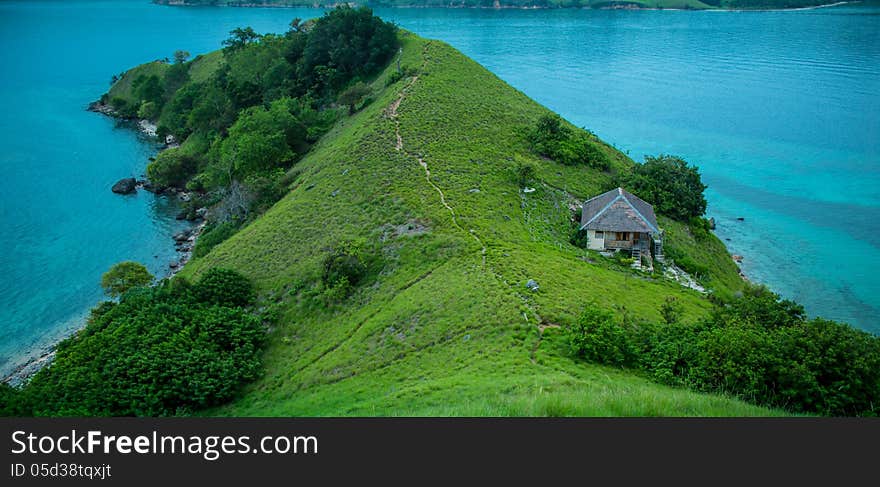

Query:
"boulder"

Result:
[[111, 178, 137, 195], [708, 217, 716, 230], [732, 254, 744, 263], [526, 279, 539, 291]]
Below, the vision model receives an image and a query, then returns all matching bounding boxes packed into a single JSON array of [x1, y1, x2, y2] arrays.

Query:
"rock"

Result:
[[173, 230, 191, 243], [736, 217, 745, 221], [522, 187, 536, 194], [708, 217, 716, 230], [195, 207, 208, 217], [468, 188, 480, 193], [175, 211, 188, 220], [169, 262, 179, 269], [732, 254, 744, 263], [111, 177, 137, 195], [526, 279, 539, 291]]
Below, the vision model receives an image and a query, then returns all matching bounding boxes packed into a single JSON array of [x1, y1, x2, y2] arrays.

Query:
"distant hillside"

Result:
[[153, 0, 845, 10]]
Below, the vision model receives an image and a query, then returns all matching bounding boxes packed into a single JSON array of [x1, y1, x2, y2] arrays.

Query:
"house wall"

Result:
[[586, 229, 606, 251]]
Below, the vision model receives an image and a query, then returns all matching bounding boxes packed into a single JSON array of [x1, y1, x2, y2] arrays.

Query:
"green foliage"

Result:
[[625, 154, 707, 221], [321, 241, 368, 302], [194, 268, 256, 308], [173, 50, 191, 64], [132, 74, 165, 109], [515, 160, 537, 188], [146, 147, 200, 188], [567, 287, 880, 416], [301, 7, 398, 96], [9, 269, 263, 416], [215, 98, 303, 183], [566, 305, 635, 367], [659, 296, 684, 325], [100, 261, 154, 298], [527, 114, 609, 169], [222, 27, 261, 52]]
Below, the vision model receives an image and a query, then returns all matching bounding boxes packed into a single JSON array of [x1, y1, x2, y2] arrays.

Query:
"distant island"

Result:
[[153, 0, 852, 10]]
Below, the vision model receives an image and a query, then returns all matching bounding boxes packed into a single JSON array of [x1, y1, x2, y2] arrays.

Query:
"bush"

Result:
[[515, 160, 536, 188], [566, 287, 880, 416], [100, 261, 154, 298], [7, 269, 264, 416], [624, 154, 707, 222], [566, 305, 635, 367], [146, 147, 200, 188], [194, 268, 255, 308], [321, 242, 368, 302], [527, 114, 609, 169]]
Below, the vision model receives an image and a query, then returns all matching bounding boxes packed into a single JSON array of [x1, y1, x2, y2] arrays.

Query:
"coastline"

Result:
[[2, 104, 204, 388]]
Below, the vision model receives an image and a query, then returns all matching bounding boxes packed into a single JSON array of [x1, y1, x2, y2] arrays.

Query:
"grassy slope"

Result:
[[107, 60, 169, 104], [172, 33, 776, 416]]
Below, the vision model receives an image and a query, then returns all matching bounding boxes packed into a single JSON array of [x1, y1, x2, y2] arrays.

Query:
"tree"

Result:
[[222, 27, 260, 52], [101, 262, 154, 298], [173, 50, 190, 64], [337, 82, 371, 114], [146, 147, 200, 188], [132, 74, 165, 110], [625, 154, 708, 221]]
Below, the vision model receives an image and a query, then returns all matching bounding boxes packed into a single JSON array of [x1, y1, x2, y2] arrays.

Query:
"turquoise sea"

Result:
[[1, 1, 878, 377]]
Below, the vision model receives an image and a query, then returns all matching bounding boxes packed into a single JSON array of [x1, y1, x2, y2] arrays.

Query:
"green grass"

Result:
[[179, 33, 784, 416], [107, 60, 168, 105]]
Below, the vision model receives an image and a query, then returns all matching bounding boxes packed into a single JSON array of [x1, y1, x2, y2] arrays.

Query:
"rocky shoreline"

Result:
[[88, 101, 209, 273], [2, 103, 208, 387]]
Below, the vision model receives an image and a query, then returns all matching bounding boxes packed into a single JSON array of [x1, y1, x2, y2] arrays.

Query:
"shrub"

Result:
[[194, 268, 255, 308], [566, 305, 635, 367], [7, 268, 264, 416], [567, 286, 880, 416], [515, 160, 536, 188], [624, 154, 707, 222], [527, 114, 609, 169], [146, 147, 200, 188], [100, 261, 154, 298], [321, 241, 368, 302]]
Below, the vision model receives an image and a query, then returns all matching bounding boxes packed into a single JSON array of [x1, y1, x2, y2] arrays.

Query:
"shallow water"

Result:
[[0, 1, 877, 376]]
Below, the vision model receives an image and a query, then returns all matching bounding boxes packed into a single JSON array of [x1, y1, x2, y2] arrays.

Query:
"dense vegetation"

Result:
[[152, 0, 839, 10], [106, 7, 397, 229], [0, 268, 263, 416], [623, 154, 708, 222], [567, 286, 880, 416], [527, 114, 610, 170]]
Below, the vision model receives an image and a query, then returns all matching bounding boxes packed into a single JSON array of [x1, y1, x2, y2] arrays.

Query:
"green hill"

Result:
[[9, 8, 876, 418], [149, 32, 780, 416]]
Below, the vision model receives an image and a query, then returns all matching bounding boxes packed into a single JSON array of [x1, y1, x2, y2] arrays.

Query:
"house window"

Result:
[[594, 231, 604, 239], [615, 232, 629, 241]]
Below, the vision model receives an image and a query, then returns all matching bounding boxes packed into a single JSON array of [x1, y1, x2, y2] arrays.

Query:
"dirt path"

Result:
[[385, 49, 486, 266]]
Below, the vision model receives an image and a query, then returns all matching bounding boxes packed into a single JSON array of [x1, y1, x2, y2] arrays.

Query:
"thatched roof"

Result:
[[580, 187, 660, 234]]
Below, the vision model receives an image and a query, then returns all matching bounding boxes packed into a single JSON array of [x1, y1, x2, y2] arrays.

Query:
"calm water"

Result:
[[1, 1, 877, 376]]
